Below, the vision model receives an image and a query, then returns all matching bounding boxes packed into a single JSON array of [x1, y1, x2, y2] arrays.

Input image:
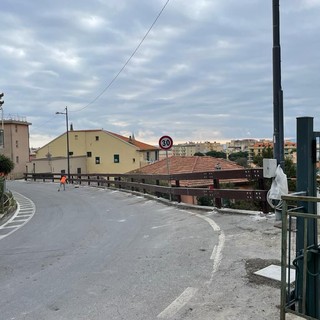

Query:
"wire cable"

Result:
[[72, 0, 171, 113]]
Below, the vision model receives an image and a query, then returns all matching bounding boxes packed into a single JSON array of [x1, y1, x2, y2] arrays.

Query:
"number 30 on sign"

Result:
[[159, 135, 173, 150]]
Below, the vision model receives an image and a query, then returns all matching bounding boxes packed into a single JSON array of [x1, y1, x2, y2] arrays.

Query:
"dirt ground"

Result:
[[177, 210, 285, 320]]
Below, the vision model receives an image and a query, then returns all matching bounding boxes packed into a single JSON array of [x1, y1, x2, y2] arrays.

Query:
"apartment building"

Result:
[[172, 141, 224, 156], [226, 139, 257, 154], [248, 140, 297, 163], [0, 116, 31, 179]]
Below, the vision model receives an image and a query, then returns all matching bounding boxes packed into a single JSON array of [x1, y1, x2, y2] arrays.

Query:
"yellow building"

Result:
[[27, 129, 160, 175]]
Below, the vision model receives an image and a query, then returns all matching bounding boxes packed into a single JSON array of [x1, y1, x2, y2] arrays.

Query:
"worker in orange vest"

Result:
[[58, 175, 67, 191]]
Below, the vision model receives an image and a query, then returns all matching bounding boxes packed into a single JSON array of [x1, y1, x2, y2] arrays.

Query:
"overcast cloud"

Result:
[[1, 0, 320, 148]]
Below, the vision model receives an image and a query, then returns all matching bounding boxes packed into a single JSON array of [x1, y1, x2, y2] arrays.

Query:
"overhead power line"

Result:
[[73, 0, 171, 113]]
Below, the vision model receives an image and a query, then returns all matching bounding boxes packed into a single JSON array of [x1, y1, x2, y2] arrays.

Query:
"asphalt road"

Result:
[[0, 180, 225, 320]]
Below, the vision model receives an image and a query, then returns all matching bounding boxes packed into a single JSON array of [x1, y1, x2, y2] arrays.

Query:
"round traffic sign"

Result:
[[159, 135, 173, 150]]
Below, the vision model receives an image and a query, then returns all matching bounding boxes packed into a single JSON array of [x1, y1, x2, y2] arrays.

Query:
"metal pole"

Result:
[[65, 106, 70, 182], [0, 93, 4, 149], [166, 150, 171, 201], [272, 0, 284, 168], [296, 117, 318, 317], [56, 107, 70, 181], [1, 106, 3, 149]]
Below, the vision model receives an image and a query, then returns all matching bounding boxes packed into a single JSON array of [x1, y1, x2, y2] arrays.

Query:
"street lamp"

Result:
[[56, 106, 70, 181]]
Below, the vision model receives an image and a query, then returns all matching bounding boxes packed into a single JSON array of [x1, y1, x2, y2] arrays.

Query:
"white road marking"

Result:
[[211, 231, 225, 275], [186, 211, 225, 283], [151, 224, 171, 229], [0, 191, 36, 240], [157, 287, 198, 318], [194, 212, 220, 231]]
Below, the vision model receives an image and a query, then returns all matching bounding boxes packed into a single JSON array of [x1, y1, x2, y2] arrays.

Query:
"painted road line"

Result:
[[186, 211, 225, 283], [157, 287, 198, 319], [0, 191, 36, 240]]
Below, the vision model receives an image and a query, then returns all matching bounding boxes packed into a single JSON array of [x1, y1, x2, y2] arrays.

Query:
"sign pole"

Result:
[[159, 135, 173, 201], [165, 150, 171, 201]]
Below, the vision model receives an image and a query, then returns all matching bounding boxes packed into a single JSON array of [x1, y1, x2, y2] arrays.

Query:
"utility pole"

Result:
[[272, 0, 284, 168], [0, 93, 4, 149], [56, 107, 70, 181]]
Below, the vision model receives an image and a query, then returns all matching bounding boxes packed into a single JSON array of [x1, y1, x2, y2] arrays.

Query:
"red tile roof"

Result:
[[129, 156, 246, 187], [105, 131, 159, 151]]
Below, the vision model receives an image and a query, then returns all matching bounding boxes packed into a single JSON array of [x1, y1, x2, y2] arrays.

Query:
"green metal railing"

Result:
[[281, 194, 320, 320]]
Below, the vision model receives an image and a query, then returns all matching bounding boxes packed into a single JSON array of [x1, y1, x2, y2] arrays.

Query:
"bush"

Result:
[[0, 154, 14, 175], [197, 196, 214, 206]]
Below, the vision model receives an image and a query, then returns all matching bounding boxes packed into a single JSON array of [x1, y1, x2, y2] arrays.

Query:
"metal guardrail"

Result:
[[281, 194, 320, 320], [24, 169, 269, 212]]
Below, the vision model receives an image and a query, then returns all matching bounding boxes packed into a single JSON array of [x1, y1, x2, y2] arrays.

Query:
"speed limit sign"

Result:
[[159, 135, 173, 150]]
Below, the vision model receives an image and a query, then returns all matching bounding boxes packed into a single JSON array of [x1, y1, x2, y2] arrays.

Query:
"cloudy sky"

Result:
[[1, 0, 320, 148]]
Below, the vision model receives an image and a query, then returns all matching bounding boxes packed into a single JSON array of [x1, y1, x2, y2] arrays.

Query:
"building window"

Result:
[[75, 135, 78, 140], [95, 157, 100, 164], [16, 156, 19, 163], [95, 136, 99, 141], [114, 154, 120, 163], [16, 140, 18, 148], [133, 158, 135, 163], [69, 151, 73, 156], [15, 125, 18, 133], [87, 151, 92, 157]]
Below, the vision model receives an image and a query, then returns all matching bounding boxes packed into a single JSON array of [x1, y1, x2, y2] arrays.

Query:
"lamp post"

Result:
[[56, 106, 70, 181]]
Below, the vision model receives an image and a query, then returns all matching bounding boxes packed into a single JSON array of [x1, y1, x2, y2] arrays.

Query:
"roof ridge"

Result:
[[191, 156, 199, 173]]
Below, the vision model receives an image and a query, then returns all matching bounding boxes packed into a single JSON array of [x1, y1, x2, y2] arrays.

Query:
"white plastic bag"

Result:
[[268, 165, 288, 200]]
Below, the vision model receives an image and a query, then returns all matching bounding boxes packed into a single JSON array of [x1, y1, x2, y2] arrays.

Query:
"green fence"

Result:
[[281, 194, 320, 319]]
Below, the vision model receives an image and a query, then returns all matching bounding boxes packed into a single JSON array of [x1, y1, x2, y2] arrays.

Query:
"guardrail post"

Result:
[[175, 180, 181, 203], [142, 179, 145, 193], [213, 178, 222, 208], [118, 177, 122, 189], [156, 179, 160, 198]]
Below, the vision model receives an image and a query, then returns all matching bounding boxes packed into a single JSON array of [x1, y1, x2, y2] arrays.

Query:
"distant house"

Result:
[[248, 140, 297, 163], [129, 156, 246, 205], [172, 141, 224, 156], [27, 129, 160, 175], [0, 117, 31, 179]]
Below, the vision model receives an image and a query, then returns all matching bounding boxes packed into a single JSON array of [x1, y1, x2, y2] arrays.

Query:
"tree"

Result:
[[228, 151, 248, 162], [194, 152, 204, 156], [0, 154, 14, 175], [228, 151, 249, 167], [235, 157, 248, 168], [284, 158, 296, 191], [253, 146, 273, 167], [206, 150, 226, 159]]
